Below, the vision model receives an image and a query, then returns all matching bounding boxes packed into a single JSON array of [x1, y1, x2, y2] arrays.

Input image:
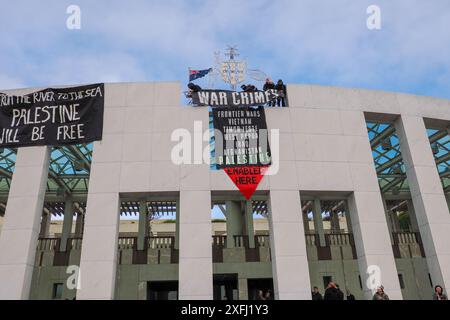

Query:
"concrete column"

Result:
[[238, 277, 248, 300], [348, 191, 403, 300], [313, 199, 326, 246], [381, 196, 395, 242], [268, 191, 311, 299], [395, 116, 450, 291], [77, 141, 121, 300], [137, 200, 148, 251], [60, 200, 74, 251], [178, 190, 213, 299], [175, 199, 180, 250], [39, 211, 51, 238], [74, 212, 84, 236], [77, 192, 120, 300], [225, 201, 244, 248], [302, 209, 311, 233], [343, 202, 353, 233], [407, 199, 419, 232], [0, 146, 50, 299], [245, 201, 255, 248], [331, 210, 340, 232], [391, 211, 401, 232]]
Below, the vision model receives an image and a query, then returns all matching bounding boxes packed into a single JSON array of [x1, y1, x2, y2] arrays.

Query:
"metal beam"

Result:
[[371, 125, 396, 149], [376, 155, 403, 174], [381, 176, 406, 193], [0, 167, 12, 180], [429, 130, 448, 144], [65, 145, 91, 172]]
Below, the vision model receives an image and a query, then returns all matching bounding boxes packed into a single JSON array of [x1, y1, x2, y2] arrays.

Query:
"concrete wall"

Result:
[[0, 82, 449, 299]]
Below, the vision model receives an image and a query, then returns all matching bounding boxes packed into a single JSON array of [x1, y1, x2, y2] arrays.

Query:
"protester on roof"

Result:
[[263, 78, 276, 106], [187, 82, 202, 92], [275, 79, 287, 107], [263, 78, 275, 91]]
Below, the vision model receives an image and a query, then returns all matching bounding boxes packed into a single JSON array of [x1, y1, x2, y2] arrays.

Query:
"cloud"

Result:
[[0, 0, 449, 98]]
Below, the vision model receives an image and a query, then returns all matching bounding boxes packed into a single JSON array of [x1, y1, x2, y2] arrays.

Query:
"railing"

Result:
[[233, 235, 247, 247], [392, 232, 420, 245], [392, 231, 425, 258], [326, 233, 354, 246], [37, 237, 60, 251], [212, 235, 227, 247], [118, 237, 136, 249], [304, 232, 357, 260], [148, 236, 174, 249], [305, 234, 318, 246], [37, 237, 83, 251], [69, 237, 83, 250], [118, 236, 179, 265], [255, 235, 270, 248], [211, 235, 271, 263]]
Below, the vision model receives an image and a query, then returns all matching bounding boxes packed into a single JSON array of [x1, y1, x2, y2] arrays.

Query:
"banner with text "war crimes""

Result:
[[192, 89, 278, 107], [0, 83, 104, 148], [212, 106, 271, 169]]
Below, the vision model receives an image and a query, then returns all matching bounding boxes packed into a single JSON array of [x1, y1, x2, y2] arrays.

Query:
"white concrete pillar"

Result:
[[0, 146, 50, 299], [77, 192, 120, 299], [137, 200, 148, 251], [268, 191, 311, 299], [395, 115, 450, 291], [313, 199, 326, 246], [178, 190, 213, 299], [77, 140, 121, 300], [60, 200, 74, 251], [348, 191, 403, 300]]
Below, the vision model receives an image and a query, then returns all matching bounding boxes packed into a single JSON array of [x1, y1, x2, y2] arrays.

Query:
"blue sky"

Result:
[[1, 0, 450, 99]]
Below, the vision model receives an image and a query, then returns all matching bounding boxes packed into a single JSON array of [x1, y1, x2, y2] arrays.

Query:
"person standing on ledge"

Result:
[[275, 79, 286, 107], [263, 78, 275, 106]]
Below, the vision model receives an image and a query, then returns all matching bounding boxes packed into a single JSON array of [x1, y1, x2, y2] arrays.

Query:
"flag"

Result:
[[189, 68, 212, 81]]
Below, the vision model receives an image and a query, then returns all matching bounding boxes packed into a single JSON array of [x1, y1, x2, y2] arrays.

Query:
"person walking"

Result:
[[312, 286, 323, 300], [324, 281, 341, 300], [264, 289, 273, 300], [335, 284, 344, 300], [346, 288, 356, 300], [372, 285, 389, 300], [432, 285, 448, 300], [256, 290, 266, 300]]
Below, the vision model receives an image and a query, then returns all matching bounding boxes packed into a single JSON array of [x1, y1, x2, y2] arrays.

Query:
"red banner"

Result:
[[224, 166, 269, 200]]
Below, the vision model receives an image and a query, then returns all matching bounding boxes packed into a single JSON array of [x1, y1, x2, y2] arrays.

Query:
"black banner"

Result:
[[212, 106, 271, 169], [193, 89, 278, 107], [0, 83, 104, 148]]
